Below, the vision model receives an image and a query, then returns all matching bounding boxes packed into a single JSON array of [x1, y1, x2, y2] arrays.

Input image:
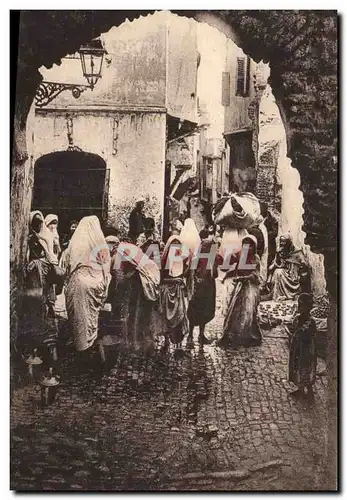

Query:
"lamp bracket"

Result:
[[35, 81, 90, 108]]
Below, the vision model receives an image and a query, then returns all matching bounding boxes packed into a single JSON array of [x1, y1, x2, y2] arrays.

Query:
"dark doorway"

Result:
[[32, 150, 109, 235], [225, 130, 256, 193]]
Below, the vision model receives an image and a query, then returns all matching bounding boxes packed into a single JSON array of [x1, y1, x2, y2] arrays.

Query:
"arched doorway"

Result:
[[32, 150, 109, 234]]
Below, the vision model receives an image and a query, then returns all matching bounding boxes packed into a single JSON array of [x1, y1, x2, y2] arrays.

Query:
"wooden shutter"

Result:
[[245, 56, 251, 97], [221, 72, 230, 106], [236, 57, 245, 96]]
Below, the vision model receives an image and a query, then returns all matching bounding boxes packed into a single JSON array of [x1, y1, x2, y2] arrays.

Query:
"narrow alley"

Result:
[[11, 282, 328, 492]]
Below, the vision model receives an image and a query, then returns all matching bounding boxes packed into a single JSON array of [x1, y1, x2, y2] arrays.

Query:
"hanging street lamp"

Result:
[[35, 39, 107, 108], [79, 39, 106, 90]]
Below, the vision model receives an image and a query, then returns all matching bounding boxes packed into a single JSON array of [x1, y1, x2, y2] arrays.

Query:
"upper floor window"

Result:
[[236, 56, 251, 97]]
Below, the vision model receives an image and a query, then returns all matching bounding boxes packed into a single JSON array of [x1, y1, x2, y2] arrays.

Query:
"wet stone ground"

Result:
[[11, 282, 329, 491]]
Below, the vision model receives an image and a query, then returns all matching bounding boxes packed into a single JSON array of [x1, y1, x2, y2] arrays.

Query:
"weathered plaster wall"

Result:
[[39, 13, 167, 109], [33, 110, 166, 237], [39, 11, 199, 124], [167, 13, 199, 122], [196, 21, 226, 140], [106, 112, 166, 237], [224, 49, 267, 195]]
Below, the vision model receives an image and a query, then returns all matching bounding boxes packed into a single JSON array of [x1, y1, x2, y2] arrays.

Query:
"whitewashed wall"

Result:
[[33, 109, 166, 236]]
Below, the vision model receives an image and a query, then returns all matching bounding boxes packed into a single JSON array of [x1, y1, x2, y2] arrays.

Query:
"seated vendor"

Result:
[[268, 234, 310, 301]]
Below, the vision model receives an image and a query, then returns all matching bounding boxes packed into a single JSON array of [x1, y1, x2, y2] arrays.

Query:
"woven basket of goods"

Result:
[[312, 294, 329, 318]]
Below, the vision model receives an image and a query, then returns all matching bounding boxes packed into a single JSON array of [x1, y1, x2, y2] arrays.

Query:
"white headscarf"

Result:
[[65, 216, 110, 278], [161, 235, 187, 278], [45, 213, 58, 227], [105, 235, 120, 259], [180, 218, 201, 256], [45, 213, 60, 252]]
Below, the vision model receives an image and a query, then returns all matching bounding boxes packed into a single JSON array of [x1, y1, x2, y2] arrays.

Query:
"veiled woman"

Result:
[[218, 235, 262, 348], [63, 216, 110, 357], [116, 242, 161, 352], [27, 211, 57, 265], [268, 234, 308, 301], [187, 229, 218, 345], [45, 213, 62, 300], [161, 235, 190, 349], [180, 218, 201, 257], [179, 217, 201, 303], [44, 213, 61, 258], [20, 211, 58, 349]]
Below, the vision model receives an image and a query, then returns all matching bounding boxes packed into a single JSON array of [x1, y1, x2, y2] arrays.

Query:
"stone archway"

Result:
[[11, 10, 337, 484]]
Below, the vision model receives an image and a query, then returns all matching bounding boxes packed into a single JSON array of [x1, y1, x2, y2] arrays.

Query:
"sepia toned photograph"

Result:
[[10, 9, 338, 491]]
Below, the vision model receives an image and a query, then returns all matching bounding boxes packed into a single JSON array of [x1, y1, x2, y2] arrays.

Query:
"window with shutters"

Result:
[[236, 56, 251, 97]]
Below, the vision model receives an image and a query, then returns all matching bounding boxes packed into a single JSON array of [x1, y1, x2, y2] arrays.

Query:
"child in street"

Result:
[[288, 293, 317, 398]]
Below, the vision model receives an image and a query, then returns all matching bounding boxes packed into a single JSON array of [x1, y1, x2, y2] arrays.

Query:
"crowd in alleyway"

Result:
[[16, 191, 325, 402], [11, 279, 329, 491]]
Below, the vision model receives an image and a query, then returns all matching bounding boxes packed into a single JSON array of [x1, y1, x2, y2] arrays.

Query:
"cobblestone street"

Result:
[[11, 282, 329, 491]]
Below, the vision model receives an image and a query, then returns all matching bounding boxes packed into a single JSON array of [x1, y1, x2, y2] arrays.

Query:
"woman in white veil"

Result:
[[44, 213, 61, 258], [20, 211, 57, 351], [63, 216, 110, 360], [180, 218, 201, 256]]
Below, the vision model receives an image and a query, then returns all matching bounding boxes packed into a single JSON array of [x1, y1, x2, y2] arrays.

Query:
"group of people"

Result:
[[21, 209, 216, 364], [19, 197, 317, 397]]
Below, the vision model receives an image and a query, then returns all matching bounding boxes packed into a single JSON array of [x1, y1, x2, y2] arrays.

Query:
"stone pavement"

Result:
[[11, 282, 330, 491]]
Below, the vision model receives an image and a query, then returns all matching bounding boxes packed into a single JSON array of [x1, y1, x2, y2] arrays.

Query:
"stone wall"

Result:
[[257, 81, 327, 297], [33, 109, 166, 238], [167, 13, 199, 122]]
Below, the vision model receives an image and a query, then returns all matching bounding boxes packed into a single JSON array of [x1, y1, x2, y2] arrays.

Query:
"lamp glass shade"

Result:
[[79, 40, 106, 89]]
